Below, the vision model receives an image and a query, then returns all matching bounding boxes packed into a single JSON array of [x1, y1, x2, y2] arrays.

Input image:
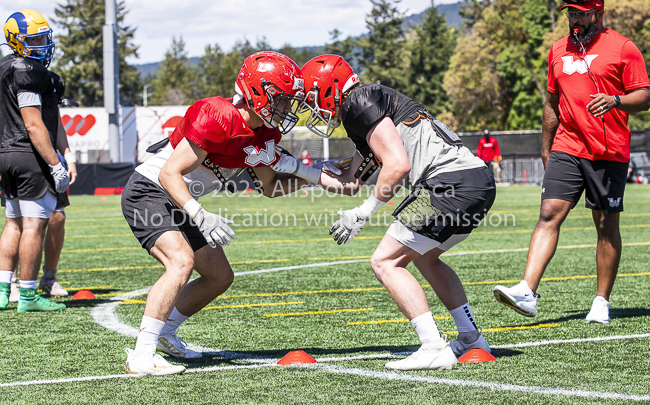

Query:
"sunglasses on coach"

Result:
[[565, 9, 597, 20]]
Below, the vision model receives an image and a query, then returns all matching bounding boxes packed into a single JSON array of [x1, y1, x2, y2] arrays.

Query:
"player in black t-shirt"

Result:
[[301, 55, 496, 370], [0, 10, 69, 312]]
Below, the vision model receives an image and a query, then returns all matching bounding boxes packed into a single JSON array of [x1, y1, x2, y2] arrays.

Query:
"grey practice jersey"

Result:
[[340, 84, 485, 190]]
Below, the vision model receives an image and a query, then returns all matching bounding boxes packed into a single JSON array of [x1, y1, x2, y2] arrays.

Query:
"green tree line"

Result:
[[49, 0, 650, 132]]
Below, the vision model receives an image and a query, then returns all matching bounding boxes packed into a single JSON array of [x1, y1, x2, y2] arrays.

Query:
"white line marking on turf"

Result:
[[82, 272, 650, 399], [89, 288, 276, 362], [492, 333, 650, 349], [310, 364, 650, 402], [4, 359, 650, 401]]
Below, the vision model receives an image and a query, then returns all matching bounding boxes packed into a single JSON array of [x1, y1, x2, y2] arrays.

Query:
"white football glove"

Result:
[[312, 160, 342, 176], [329, 207, 369, 245], [49, 158, 70, 193], [183, 200, 235, 248], [329, 195, 386, 245], [271, 154, 321, 184]]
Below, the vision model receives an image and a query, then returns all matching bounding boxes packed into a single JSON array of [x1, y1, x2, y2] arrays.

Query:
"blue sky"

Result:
[[2, 0, 460, 63]]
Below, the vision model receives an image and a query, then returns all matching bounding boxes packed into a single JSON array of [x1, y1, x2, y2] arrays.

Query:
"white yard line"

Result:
[[492, 333, 650, 349], [311, 364, 650, 402], [3, 360, 649, 401], [26, 261, 643, 401]]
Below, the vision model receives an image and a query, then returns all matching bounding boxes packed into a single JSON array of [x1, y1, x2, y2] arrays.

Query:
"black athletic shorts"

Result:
[[121, 172, 208, 253], [0, 151, 55, 200], [542, 151, 627, 213], [392, 165, 496, 243]]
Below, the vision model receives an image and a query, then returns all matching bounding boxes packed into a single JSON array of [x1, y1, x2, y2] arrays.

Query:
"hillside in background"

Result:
[[135, 2, 466, 78]]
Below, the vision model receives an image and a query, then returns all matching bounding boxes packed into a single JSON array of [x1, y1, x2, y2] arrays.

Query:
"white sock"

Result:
[[134, 316, 165, 353], [449, 303, 478, 333], [410, 311, 440, 344], [20, 280, 38, 290], [0, 271, 12, 284], [160, 307, 190, 335]]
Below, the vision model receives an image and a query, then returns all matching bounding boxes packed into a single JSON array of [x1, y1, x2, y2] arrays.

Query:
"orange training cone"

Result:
[[458, 348, 496, 363], [277, 350, 317, 365], [71, 290, 96, 300]]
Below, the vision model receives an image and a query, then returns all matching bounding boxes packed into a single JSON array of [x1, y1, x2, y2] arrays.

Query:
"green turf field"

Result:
[[0, 185, 649, 404]]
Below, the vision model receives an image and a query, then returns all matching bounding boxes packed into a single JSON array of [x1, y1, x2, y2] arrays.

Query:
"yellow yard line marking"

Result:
[[203, 301, 303, 310], [120, 299, 147, 304], [442, 323, 560, 334], [95, 271, 650, 300], [219, 287, 386, 299], [231, 236, 383, 245], [61, 247, 140, 253], [66, 225, 129, 230], [65, 234, 133, 239], [264, 308, 374, 317], [472, 223, 650, 236], [57, 265, 164, 274], [66, 217, 124, 223], [348, 316, 452, 325], [119, 300, 305, 310]]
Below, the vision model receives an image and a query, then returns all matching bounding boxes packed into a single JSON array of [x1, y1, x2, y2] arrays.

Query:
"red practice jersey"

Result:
[[169, 97, 281, 168], [547, 29, 649, 162], [476, 136, 501, 162]]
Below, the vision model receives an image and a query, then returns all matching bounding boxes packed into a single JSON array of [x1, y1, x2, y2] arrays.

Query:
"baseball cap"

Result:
[[560, 0, 604, 11]]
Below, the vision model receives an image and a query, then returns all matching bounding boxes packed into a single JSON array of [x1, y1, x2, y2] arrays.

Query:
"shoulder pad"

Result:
[[11, 58, 50, 96], [49, 71, 66, 98]]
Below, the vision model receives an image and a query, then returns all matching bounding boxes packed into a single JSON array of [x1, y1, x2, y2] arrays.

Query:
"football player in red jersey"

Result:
[[494, 0, 650, 324], [121, 51, 333, 375]]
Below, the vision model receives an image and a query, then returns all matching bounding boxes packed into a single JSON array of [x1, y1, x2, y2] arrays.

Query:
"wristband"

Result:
[[183, 199, 202, 219], [64, 152, 76, 163], [49, 161, 64, 171], [614, 95, 621, 106], [295, 163, 321, 184], [357, 194, 386, 218]]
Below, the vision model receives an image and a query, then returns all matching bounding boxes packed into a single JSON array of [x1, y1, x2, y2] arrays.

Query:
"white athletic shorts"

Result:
[[4, 192, 57, 219], [386, 220, 470, 255]]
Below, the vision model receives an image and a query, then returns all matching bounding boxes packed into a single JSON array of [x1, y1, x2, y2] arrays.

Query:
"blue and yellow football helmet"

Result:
[[4, 9, 55, 67]]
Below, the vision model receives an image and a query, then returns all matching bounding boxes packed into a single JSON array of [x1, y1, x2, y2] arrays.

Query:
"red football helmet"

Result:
[[300, 55, 359, 138], [235, 51, 305, 134]]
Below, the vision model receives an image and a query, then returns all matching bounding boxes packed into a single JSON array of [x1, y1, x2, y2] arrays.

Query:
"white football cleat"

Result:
[[450, 331, 491, 357], [385, 337, 457, 371], [125, 346, 186, 376], [157, 332, 203, 359], [8, 280, 19, 303], [493, 280, 538, 317], [586, 296, 610, 324], [39, 277, 69, 297]]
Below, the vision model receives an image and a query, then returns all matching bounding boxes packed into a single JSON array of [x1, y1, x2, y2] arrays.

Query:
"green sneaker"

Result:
[[17, 288, 65, 313], [0, 282, 9, 310]]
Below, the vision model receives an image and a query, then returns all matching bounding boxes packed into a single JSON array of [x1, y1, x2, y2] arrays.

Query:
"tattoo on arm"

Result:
[[542, 93, 560, 156]]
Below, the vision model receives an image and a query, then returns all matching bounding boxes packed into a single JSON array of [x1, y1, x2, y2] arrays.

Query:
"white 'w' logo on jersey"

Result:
[[562, 55, 599, 75], [244, 140, 276, 166]]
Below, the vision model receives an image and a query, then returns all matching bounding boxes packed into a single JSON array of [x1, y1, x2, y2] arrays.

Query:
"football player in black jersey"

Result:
[[301, 55, 496, 370], [0, 10, 69, 312], [6, 71, 78, 301]]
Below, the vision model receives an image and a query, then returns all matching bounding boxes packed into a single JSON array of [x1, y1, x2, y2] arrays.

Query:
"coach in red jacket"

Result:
[[494, 0, 650, 324]]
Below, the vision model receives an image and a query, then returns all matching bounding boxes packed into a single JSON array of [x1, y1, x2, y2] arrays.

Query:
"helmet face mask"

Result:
[[300, 55, 358, 138], [236, 51, 305, 135], [300, 86, 340, 138], [258, 81, 303, 133], [4, 10, 55, 67]]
